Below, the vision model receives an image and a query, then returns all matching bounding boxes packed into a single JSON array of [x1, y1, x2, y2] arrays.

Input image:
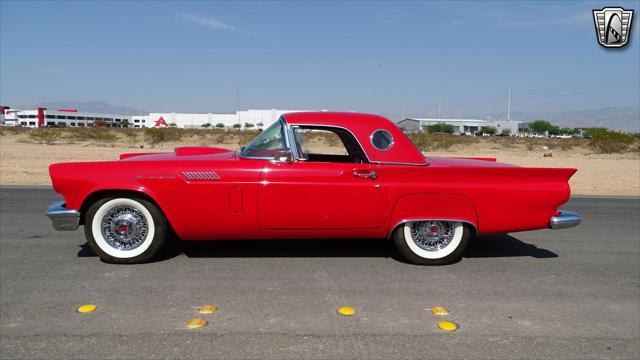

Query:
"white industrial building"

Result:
[[135, 109, 309, 129], [1, 107, 133, 128], [397, 117, 521, 135], [1, 107, 309, 129]]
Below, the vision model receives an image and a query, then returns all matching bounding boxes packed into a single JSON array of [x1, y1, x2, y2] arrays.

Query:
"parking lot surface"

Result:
[[1, 187, 638, 359]]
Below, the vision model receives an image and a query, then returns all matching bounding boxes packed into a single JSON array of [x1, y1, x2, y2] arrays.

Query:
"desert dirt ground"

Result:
[[0, 131, 638, 196]]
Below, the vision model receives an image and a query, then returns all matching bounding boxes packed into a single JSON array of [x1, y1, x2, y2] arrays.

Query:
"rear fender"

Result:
[[387, 193, 478, 237]]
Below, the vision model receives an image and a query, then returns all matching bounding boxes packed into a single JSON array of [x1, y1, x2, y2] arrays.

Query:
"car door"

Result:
[[257, 127, 386, 230]]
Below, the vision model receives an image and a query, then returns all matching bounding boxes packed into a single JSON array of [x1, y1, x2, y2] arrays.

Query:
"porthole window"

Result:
[[370, 129, 394, 151]]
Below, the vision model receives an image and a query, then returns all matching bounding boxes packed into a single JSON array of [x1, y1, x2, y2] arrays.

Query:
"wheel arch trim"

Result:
[[78, 188, 168, 226]]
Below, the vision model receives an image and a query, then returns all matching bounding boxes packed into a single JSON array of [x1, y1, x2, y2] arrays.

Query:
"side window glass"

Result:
[[294, 128, 349, 160], [293, 127, 365, 163]]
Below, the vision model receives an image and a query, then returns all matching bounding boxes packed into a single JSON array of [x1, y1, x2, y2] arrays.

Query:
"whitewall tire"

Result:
[[84, 196, 167, 264], [393, 220, 473, 265]]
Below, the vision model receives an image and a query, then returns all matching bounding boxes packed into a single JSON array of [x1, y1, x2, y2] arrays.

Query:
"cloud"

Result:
[[179, 13, 257, 37]]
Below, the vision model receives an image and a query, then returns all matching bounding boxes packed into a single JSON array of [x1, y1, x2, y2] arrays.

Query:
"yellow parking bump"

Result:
[[438, 321, 459, 332], [198, 305, 217, 314], [186, 319, 207, 329], [337, 306, 356, 316], [77, 304, 96, 313], [431, 306, 450, 316]]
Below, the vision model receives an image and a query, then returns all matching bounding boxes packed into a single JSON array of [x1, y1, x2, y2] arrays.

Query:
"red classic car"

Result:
[[46, 112, 581, 265]]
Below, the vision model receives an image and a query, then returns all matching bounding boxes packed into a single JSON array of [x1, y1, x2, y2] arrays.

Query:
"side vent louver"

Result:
[[182, 171, 221, 181]]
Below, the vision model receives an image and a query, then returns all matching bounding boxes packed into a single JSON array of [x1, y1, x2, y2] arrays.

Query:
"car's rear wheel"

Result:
[[84, 197, 167, 264], [392, 220, 472, 265]]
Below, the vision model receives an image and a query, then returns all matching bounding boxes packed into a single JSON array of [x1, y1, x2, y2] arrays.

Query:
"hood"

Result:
[[120, 146, 237, 162], [426, 156, 518, 168]]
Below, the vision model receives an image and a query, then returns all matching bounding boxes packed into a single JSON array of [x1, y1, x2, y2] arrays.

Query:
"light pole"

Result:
[[507, 87, 512, 121]]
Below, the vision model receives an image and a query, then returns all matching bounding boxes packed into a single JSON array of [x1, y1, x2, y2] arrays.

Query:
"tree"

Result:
[[215, 123, 225, 128], [256, 122, 264, 128], [500, 128, 512, 136], [424, 123, 455, 134], [585, 127, 608, 138], [121, 119, 129, 128], [202, 123, 212, 128], [232, 124, 241, 129], [529, 120, 556, 134], [480, 126, 497, 135]]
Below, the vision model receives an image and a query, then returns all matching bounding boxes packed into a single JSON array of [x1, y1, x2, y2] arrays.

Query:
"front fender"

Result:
[[387, 193, 479, 237]]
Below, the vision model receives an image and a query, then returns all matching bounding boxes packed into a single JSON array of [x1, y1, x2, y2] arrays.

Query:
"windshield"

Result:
[[240, 119, 289, 159]]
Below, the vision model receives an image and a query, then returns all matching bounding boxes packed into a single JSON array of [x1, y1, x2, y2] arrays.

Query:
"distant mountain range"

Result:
[[15, 101, 147, 116], [398, 105, 639, 132], [13, 101, 640, 132], [482, 106, 640, 132]]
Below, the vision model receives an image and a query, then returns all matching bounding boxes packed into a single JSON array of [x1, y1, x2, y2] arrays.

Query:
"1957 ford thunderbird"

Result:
[[46, 112, 581, 265]]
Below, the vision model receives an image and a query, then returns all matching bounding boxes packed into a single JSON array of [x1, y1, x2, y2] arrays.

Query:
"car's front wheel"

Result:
[[84, 197, 167, 264], [392, 220, 473, 265]]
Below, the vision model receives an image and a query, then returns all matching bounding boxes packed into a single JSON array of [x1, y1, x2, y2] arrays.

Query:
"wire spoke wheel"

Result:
[[394, 220, 469, 264], [86, 197, 166, 262], [100, 205, 149, 250], [409, 221, 455, 252]]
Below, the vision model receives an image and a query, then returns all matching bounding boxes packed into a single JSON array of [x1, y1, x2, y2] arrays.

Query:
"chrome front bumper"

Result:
[[550, 210, 582, 229], [45, 201, 80, 231]]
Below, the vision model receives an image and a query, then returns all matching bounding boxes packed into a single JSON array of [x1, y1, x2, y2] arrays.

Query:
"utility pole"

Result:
[[236, 83, 240, 127], [438, 99, 442, 119], [507, 87, 512, 121]]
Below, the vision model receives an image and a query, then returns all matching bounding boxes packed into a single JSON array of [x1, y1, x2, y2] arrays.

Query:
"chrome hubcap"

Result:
[[101, 206, 148, 250], [409, 221, 455, 251]]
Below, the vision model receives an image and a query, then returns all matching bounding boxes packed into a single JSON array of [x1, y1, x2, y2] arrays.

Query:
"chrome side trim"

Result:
[[388, 218, 478, 239], [280, 122, 372, 163], [374, 161, 428, 166], [550, 210, 582, 229], [45, 201, 80, 231]]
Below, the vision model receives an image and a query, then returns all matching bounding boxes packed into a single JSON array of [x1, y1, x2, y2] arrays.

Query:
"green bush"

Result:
[[215, 123, 225, 128], [29, 129, 61, 144], [202, 123, 211, 128], [480, 126, 497, 135], [407, 133, 473, 151], [144, 127, 184, 144], [89, 129, 118, 143], [232, 124, 241, 129], [590, 130, 635, 153], [424, 124, 455, 134], [237, 130, 260, 146]]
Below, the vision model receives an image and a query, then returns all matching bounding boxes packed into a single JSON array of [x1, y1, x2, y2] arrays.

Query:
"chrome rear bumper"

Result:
[[45, 201, 80, 231], [550, 210, 582, 229]]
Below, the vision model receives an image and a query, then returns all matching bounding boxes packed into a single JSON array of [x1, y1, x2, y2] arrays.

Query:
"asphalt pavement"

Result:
[[1, 187, 638, 359]]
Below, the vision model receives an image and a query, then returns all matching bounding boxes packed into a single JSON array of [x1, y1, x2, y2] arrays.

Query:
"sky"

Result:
[[1, 0, 639, 120]]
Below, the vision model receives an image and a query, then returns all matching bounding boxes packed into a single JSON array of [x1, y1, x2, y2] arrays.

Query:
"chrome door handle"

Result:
[[353, 170, 378, 180]]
